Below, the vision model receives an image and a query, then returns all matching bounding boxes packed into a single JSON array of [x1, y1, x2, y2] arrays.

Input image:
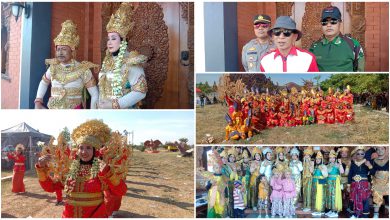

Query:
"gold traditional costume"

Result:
[[35, 20, 99, 109], [98, 2, 148, 109], [35, 120, 127, 217]]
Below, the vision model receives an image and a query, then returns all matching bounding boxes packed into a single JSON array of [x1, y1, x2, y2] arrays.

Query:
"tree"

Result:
[[179, 138, 188, 144], [62, 127, 71, 142], [313, 75, 321, 87]]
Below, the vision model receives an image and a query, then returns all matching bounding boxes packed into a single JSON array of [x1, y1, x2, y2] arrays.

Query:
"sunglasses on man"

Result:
[[254, 23, 270, 29], [272, 28, 295, 37], [321, 19, 340, 26]]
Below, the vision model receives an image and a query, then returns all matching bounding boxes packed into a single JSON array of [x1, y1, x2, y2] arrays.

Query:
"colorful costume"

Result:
[[302, 147, 313, 211], [35, 20, 99, 109], [7, 144, 26, 193], [371, 155, 389, 215], [348, 147, 372, 218], [249, 147, 261, 210], [36, 120, 127, 218], [326, 150, 343, 215], [221, 148, 238, 218], [289, 148, 303, 204], [257, 180, 269, 217], [311, 152, 328, 214], [259, 148, 273, 182], [282, 169, 296, 217], [270, 168, 283, 217], [99, 3, 147, 109]]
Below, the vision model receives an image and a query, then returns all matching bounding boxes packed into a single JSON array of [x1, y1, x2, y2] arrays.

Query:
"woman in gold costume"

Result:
[[98, 3, 148, 109]]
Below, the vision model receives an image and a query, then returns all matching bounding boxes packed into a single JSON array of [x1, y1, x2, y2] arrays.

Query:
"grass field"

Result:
[[196, 104, 389, 144], [1, 151, 193, 218]]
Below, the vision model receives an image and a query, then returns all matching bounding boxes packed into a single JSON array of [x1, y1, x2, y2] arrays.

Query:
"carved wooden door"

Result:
[[277, 2, 365, 51]]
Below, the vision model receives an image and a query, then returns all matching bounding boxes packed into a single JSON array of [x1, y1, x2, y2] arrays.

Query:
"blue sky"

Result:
[[0, 110, 194, 145], [196, 73, 332, 86]]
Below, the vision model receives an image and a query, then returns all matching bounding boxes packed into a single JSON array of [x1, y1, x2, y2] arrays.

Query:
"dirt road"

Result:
[[1, 150, 194, 218]]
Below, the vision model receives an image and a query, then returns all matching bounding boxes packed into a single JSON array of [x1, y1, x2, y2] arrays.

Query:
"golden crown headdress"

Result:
[[275, 146, 284, 155], [227, 147, 238, 158], [15, 143, 25, 151], [53, 20, 80, 50], [71, 119, 111, 149], [340, 146, 349, 152], [316, 151, 323, 159], [252, 147, 262, 157], [106, 2, 134, 39], [304, 146, 314, 156], [291, 87, 298, 94], [219, 148, 228, 158], [328, 87, 333, 95], [329, 150, 337, 158]]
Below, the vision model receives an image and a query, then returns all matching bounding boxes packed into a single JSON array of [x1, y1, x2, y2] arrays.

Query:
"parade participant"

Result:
[[371, 146, 389, 218], [345, 102, 354, 121], [325, 102, 335, 124], [289, 147, 303, 204], [221, 147, 239, 218], [7, 144, 26, 193], [316, 105, 326, 124], [233, 180, 246, 218], [202, 149, 227, 218], [335, 102, 346, 124], [257, 174, 269, 217], [278, 106, 290, 127], [270, 166, 283, 217], [224, 114, 240, 141], [260, 16, 319, 72], [260, 147, 274, 182], [274, 147, 289, 170], [310, 6, 365, 72], [35, 120, 127, 217], [282, 168, 296, 218], [98, 3, 148, 109], [342, 85, 354, 107], [34, 20, 99, 109], [311, 151, 328, 216], [325, 150, 344, 217], [302, 147, 314, 212], [307, 101, 316, 124], [241, 110, 254, 141], [267, 105, 279, 127], [242, 14, 275, 72], [238, 148, 250, 207], [338, 147, 351, 209], [348, 146, 372, 218], [249, 147, 262, 210]]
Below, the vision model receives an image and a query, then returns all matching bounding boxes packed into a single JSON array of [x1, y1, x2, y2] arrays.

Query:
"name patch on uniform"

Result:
[[249, 47, 256, 51], [247, 52, 257, 55]]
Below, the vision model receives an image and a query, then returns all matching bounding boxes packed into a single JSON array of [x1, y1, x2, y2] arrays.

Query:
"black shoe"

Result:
[[55, 201, 64, 206]]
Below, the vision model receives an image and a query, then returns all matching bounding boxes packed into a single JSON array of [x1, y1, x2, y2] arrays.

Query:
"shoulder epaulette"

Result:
[[45, 58, 59, 66], [78, 61, 99, 71], [124, 51, 148, 65]]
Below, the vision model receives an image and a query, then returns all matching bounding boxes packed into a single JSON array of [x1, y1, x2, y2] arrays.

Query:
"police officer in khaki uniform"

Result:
[[242, 14, 275, 72]]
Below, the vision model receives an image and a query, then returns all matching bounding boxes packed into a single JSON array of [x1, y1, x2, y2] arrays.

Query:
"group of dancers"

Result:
[[201, 146, 389, 218], [224, 86, 354, 141]]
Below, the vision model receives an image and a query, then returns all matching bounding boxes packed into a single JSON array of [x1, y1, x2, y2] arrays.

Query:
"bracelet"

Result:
[[34, 98, 44, 104], [112, 98, 120, 109]]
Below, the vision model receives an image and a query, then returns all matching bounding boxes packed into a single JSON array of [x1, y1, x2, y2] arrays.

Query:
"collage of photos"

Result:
[[0, 0, 389, 219]]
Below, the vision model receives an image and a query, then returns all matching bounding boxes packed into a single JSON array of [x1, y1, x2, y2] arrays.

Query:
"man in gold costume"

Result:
[[34, 20, 99, 109]]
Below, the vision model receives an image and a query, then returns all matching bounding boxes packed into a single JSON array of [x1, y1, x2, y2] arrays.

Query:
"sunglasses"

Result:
[[356, 152, 365, 156], [272, 29, 295, 37], [254, 23, 270, 29], [321, 19, 339, 26]]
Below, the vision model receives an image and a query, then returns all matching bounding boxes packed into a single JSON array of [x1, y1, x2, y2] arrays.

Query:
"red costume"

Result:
[[335, 105, 346, 124], [7, 150, 26, 193], [36, 164, 127, 218]]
